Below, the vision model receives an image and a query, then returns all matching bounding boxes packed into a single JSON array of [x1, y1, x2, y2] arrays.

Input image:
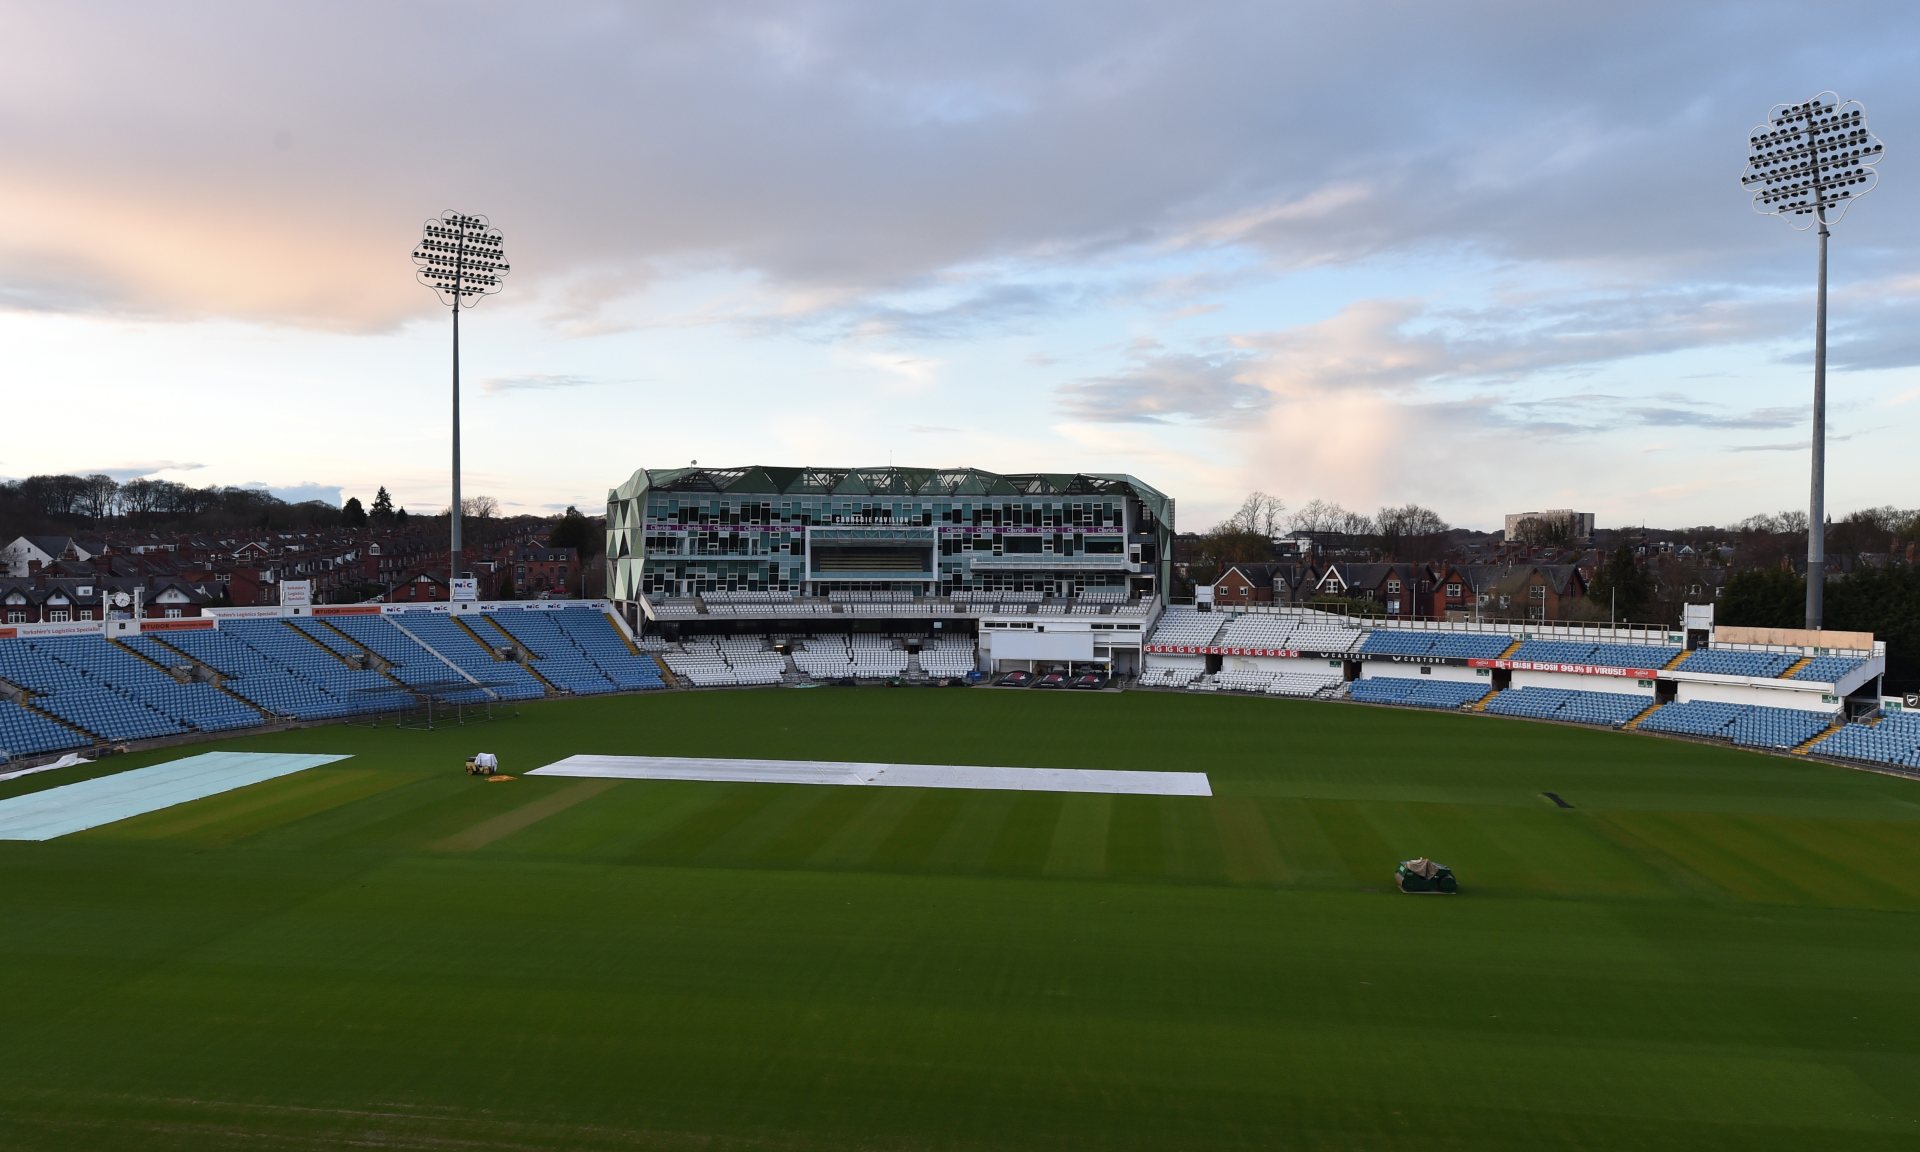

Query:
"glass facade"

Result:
[[607, 466, 1173, 604]]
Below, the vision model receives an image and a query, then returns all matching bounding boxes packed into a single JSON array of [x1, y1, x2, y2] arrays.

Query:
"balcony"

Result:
[[966, 553, 1132, 571]]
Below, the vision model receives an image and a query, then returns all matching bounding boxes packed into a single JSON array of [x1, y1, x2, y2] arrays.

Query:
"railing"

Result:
[[967, 554, 1131, 570], [1175, 602, 1685, 646]]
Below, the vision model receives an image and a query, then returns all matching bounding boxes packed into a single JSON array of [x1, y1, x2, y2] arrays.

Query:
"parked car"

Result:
[[996, 670, 1035, 687]]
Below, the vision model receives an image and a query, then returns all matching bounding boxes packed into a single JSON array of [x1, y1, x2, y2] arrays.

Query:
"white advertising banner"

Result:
[[450, 577, 479, 602], [280, 580, 312, 609]]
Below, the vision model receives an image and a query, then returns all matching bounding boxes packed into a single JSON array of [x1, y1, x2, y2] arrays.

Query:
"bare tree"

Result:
[[1334, 508, 1376, 537], [77, 474, 121, 522], [1289, 498, 1341, 534], [1377, 503, 1450, 558], [1225, 491, 1287, 538], [461, 495, 500, 519]]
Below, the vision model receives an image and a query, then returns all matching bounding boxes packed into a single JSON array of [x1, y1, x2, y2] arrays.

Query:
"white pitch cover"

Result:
[[529, 754, 1211, 796]]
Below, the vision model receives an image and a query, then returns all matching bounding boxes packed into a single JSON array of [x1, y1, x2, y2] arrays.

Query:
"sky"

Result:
[[2, 1, 1917, 532]]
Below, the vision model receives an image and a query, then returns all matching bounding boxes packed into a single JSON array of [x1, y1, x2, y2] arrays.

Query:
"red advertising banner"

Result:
[[0, 627, 13, 640], [139, 617, 215, 633], [1469, 658, 1660, 679], [313, 605, 382, 617]]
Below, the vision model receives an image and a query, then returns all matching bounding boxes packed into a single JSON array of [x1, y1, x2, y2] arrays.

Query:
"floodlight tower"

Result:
[[412, 212, 510, 591], [1740, 93, 1883, 630]]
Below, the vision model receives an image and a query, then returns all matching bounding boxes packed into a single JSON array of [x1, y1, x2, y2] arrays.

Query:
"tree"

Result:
[[1718, 567, 1804, 629], [548, 505, 601, 559], [1376, 503, 1449, 559], [77, 474, 121, 521], [370, 487, 395, 525], [496, 564, 517, 601], [461, 494, 500, 519], [340, 496, 368, 528], [394, 507, 410, 526], [1512, 513, 1574, 548], [1225, 491, 1287, 539], [1587, 544, 1653, 621], [1289, 498, 1342, 534]]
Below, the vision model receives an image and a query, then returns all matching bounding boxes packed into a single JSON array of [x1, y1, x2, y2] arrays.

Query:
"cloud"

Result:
[[7, 4, 1915, 334], [481, 374, 607, 395], [246, 481, 343, 505], [1057, 349, 1269, 424], [76, 461, 206, 482], [1726, 433, 1856, 453]]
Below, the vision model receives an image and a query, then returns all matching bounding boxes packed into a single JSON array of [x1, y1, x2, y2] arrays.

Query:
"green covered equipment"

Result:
[[1396, 857, 1457, 894]]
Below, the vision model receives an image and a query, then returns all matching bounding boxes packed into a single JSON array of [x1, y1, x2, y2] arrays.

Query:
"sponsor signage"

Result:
[[313, 604, 381, 617], [280, 580, 312, 609], [450, 578, 478, 602], [7, 621, 109, 638], [1143, 644, 1352, 660], [0, 627, 13, 640], [140, 617, 215, 633], [209, 606, 286, 620], [1469, 658, 1661, 679]]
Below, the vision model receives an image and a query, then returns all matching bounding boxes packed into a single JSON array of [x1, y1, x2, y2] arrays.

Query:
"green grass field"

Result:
[[3, 688, 1918, 1150]]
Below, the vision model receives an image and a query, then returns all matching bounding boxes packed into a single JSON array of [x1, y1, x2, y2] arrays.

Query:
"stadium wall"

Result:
[[1675, 678, 1841, 713], [1359, 663, 1484, 685], [1510, 670, 1654, 696]]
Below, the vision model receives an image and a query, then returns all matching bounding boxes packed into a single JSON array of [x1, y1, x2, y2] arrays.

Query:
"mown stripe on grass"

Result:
[[985, 792, 1063, 876], [1041, 794, 1112, 880], [83, 768, 395, 847], [1105, 795, 1168, 880], [428, 779, 616, 854], [624, 786, 778, 865], [1211, 798, 1290, 887], [868, 788, 969, 873]]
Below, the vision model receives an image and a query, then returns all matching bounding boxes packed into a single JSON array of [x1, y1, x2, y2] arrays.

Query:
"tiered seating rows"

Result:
[[1508, 639, 1683, 669], [1348, 677, 1486, 710], [1809, 713, 1920, 768], [1637, 700, 1834, 749], [1484, 687, 1648, 728], [1675, 650, 1794, 678], [0, 698, 87, 758], [0, 635, 258, 741]]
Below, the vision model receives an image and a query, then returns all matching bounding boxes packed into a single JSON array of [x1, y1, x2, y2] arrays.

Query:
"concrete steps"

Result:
[[1664, 650, 1693, 671], [1792, 723, 1840, 755], [1781, 655, 1813, 679], [1624, 701, 1663, 730], [1471, 687, 1501, 712]]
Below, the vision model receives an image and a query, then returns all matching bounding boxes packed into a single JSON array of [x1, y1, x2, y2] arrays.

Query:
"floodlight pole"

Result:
[[451, 294, 462, 585], [413, 212, 509, 599], [1741, 94, 1885, 630], [1808, 215, 1828, 631]]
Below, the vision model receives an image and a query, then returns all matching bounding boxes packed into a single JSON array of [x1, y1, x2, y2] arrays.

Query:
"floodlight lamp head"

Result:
[[412, 210, 510, 308], [1740, 91, 1884, 230]]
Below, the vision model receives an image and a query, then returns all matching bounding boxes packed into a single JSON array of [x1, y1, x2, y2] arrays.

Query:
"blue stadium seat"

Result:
[[1674, 650, 1794, 678], [157, 622, 408, 719], [1790, 656, 1865, 683], [1483, 687, 1649, 727], [1807, 712, 1920, 768], [1509, 639, 1680, 669], [392, 614, 547, 702], [1348, 676, 1486, 710], [484, 609, 665, 693], [0, 698, 90, 758]]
